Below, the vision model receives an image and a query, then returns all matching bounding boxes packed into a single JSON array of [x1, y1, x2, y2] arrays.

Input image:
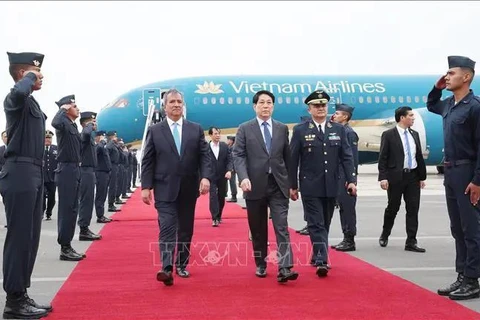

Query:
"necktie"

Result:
[[262, 122, 272, 153], [404, 129, 412, 169], [172, 123, 181, 154]]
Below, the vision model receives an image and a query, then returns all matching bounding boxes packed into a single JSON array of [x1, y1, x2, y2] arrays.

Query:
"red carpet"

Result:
[[48, 190, 480, 319]]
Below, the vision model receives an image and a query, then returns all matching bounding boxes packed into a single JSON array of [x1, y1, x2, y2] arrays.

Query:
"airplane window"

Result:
[[422, 96, 427, 103], [194, 97, 200, 105], [294, 97, 299, 104], [211, 97, 216, 105], [236, 97, 242, 104], [202, 97, 208, 105], [383, 96, 388, 103], [398, 96, 404, 103], [286, 97, 291, 104], [245, 97, 250, 104], [228, 97, 233, 105], [375, 96, 380, 103], [414, 96, 420, 103], [391, 96, 396, 103], [406, 96, 412, 103], [367, 97, 372, 104], [359, 97, 364, 104], [219, 97, 225, 104], [278, 97, 283, 104]]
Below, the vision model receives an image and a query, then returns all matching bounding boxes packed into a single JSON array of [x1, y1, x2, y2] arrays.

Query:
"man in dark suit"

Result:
[[43, 130, 58, 220], [233, 90, 298, 283], [225, 135, 238, 202], [378, 106, 427, 252], [141, 88, 212, 286], [208, 127, 233, 226]]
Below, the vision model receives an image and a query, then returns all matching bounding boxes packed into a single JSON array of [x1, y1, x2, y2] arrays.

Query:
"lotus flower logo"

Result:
[[195, 81, 224, 94]]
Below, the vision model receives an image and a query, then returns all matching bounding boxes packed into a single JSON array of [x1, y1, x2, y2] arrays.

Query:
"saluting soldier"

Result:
[[106, 131, 120, 212], [94, 131, 112, 223], [428, 55, 480, 300], [77, 112, 102, 241], [331, 104, 359, 252], [115, 139, 128, 203], [43, 130, 58, 220], [0, 51, 52, 318], [51, 94, 86, 262], [289, 90, 357, 277]]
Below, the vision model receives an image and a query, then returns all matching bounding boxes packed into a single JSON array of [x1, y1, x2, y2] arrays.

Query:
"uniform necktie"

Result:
[[262, 122, 271, 153], [404, 129, 413, 169], [172, 122, 181, 154]]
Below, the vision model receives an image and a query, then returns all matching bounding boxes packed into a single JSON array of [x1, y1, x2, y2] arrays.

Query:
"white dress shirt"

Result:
[[166, 116, 183, 142], [396, 125, 417, 169], [313, 119, 326, 133], [210, 141, 220, 160]]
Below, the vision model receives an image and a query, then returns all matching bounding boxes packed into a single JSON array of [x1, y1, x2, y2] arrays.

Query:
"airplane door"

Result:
[[142, 89, 161, 116]]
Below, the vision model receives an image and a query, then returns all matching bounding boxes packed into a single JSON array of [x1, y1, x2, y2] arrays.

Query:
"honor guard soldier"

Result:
[[106, 131, 121, 212], [131, 148, 138, 188], [94, 131, 113, 223], [289, 90, 357, 277], [331, 104, 359, 251], [77, 112, 102, 241], [51, 94, 86, 261], [115, 139, 129, 202], [428, 55, 480, 300], [122, 143, 132, 196], [43, 130, 58, 220], [0, 51, 52, 318]]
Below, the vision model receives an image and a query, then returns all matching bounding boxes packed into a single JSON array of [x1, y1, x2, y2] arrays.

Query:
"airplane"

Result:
[[96, 75, 480, 173]]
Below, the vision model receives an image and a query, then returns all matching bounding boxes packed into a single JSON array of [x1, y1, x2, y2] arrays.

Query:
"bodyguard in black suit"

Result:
[[289, 90, 357, 277], [378, 106, 427, 252], [141, 89, 212, 286], [207, 127, 233, 226], [0, 52, 51, 318], [95, 131, 112, 223], [51, 94, 85, 262], [43, 130, 58, 220]]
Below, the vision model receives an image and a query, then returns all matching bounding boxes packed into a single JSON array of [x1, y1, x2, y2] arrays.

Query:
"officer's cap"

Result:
[[45, 130, 54, 138], [126, 144, 132, 148], [55, 94, 76, 108], [448, 56, 476, 72], [96, 130, 106, 136], [227, 135, 235, 141], [305, 90, 330, 105], [335, 103, 355, 115], [7, 52, 44, 68], [80, 111, 97, 122], [106, 131, 116, 137]]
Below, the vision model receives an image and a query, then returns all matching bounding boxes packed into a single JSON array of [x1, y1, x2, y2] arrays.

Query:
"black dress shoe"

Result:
[[3, 295, 48, 319], [79, 228, 102, 241], [277, 268, 299, 283], [449, 278, 480, 300], [438, 273, 464, 296], [255, 266, 267, 278], [299, 226, 309, 235], [226, 198, 237, 203], [335, 238, 356, 252], [24, 293, 52, 312], [331, 238, 345, 249], [60, 246, 84, 261], [121, 194, 131, 199], [156, 270, 174, 286], [316, 265, 328, 277], [97, 216, 112, 223], [405, 244, 426, 253], [175, 268, 190, 278], [379, 237, 388, 247], [108, 205, 120, 212], [115, 200, 125, 205], [212, 220, 219, 227]]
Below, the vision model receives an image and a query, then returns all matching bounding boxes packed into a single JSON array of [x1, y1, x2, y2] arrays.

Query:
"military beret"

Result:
[[45, 130, 54, 137], [448, 56, 475, 71], [7, 52, 44, 68], [96, 130, 106, 136], [55, 94, 76, 108], [227, 135, 235, 141], [305, 90, 330, 105], [107, 131, 117, 136], [335, 103, 355, 115], [80, 111, 97, 122]]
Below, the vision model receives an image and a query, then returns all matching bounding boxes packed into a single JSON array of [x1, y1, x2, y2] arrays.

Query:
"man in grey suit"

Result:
[[233, 90, 298, 283], [141, 88, 212, 286]]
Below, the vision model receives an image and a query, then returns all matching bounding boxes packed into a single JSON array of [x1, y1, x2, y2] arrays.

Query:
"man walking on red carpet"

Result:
[[141, 88, 213, 286]]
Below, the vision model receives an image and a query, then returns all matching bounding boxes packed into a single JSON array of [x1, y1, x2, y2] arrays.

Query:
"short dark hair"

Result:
[[395, 106, 413, 122], [208, 126, 220, 135], [253, 90, 275, 104], [9, 64, 31, 82]]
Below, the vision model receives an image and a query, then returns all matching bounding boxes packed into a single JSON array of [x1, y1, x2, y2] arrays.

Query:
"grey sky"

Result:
[[0, 1, 479, 134]]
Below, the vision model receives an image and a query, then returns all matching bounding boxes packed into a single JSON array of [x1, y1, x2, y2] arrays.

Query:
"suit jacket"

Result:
[[141, 119, 213, 202], [378, 127, 427, 184], [233, 118, 290, 200], [209, 141, 233, 181], [0, 145, 5, 171], [43, 144, 58, 183]]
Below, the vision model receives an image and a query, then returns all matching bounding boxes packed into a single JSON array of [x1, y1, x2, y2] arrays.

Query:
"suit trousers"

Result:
[[43, 181, 56, 217], [56, 163, 81, 246], [245, 174, 293, 270], [209, 178, 227, 221]]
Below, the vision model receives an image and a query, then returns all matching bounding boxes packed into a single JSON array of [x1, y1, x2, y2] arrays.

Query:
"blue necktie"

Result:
[[404, 129, 412, 169], [262, 122, 272, 153], [172, 122, 181, 154]]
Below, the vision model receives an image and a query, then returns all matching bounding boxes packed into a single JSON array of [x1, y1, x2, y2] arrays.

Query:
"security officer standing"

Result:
[[131, 148, 138, 188], [0, 51, 51, 319], [51, 94, 85, 262], [94, 131, 113, 223], [331, 104, 359, 252], [43, 130, 58, 220], [289, 90, 357, 277], [428, 55, 480, 300], [115, 138, 128, 203], [77, 112, 102, 241], [226, 135, 238, 203], [106, 131, 120, 212]]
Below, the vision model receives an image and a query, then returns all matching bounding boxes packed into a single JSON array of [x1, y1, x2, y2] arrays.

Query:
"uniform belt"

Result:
[[402, 168, 416, 173], [443, 159, 474, 167], [6, 156, 43, 167]]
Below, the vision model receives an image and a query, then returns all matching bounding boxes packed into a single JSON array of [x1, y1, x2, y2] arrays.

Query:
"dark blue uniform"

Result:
[[95, 132, 112, 220], [122, 149, 130, 195], [51, 96, 83, 260], [106, 134, 120, 210], [427, 83, 480, 280], [131, 149, 138, 188], [77, 115, 100, 238], [43, 136, 58, 220], [0, 51, 51, 319], [0, 145, 5, 171]]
